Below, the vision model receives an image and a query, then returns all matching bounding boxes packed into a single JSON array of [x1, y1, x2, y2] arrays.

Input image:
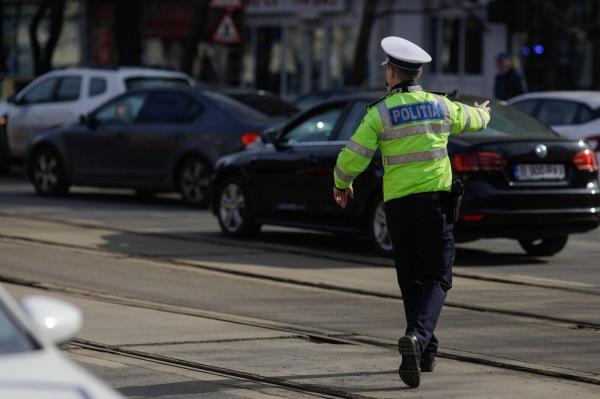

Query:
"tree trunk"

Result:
[[41, 0, 66, 73], [29, 0, 49, 76], [114, 0, 142, 65], [351, 1, 379, 86], [28, 0, 66, 76], [181, 0, 210, 75]]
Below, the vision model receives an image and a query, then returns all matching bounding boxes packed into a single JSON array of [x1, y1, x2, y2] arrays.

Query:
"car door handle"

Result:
[[114, 132, 127, 139]]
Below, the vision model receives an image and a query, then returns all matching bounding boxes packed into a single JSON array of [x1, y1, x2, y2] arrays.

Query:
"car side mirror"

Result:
[[20, 295, 82, 345], [6, 94, 16, 105]]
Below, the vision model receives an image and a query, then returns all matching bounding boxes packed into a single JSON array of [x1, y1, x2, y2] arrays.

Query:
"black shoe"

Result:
[[398, 335, 421, 388], [420, 357, 436, 372]]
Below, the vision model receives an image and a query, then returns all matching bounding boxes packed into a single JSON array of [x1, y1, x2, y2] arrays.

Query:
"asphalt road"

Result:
[[1, 174, 599, 398]]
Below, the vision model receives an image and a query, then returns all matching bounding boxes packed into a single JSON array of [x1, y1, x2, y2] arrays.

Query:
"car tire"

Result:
[[31, 147, 69, 195], [217, 178, 261, 238], [369, 198, 394, 257], [177, 156, 211, 207], [518, 236, 569, 257]]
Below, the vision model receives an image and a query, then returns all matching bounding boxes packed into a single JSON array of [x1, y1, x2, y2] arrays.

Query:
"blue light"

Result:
[[534, 44, 544, 55], [522, 47, 531, 56]]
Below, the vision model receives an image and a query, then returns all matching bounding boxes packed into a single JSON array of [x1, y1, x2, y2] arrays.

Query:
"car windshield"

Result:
[[0, 301, 38, 354], [458, 96, 560, 138], [125, 77, 191, 90], [204, 91, 269, 125]]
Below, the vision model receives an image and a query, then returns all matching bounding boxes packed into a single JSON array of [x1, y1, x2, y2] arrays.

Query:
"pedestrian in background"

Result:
[[332, 36, 491, 388], [494, 52, 527, 100]]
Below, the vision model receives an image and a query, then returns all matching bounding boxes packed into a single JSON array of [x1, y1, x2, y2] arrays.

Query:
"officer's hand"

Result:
[[474, 100, 491, 113], [333, 186, 354, 208]]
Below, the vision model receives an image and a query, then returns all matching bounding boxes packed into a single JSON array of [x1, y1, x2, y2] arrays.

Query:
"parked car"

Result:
[[211, 94, 600, 257], [0, 66, 195, 173], [0, 285, 123, 398], [508, 91, 600, 150], [220, 88, 299, 121], [26, 87, 268, 206]]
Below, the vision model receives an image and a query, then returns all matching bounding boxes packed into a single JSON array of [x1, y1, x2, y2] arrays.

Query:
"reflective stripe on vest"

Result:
[[379, 122, 452, 141], [459, 103, 471, 133], [334, 165, 354, 182], [377, 98, 451, 140], [382, 147, 448, 165], [475, 107, 486, 128], [346, 139, 375, 158]]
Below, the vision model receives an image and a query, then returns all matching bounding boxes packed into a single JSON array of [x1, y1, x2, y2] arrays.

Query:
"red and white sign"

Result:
[[210, 0, 243, 8], [212, 13, 241, 44]]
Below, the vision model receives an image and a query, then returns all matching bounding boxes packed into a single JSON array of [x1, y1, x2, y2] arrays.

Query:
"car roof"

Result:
[[44, 66, 194, 80], [509, 91, 600, 108]]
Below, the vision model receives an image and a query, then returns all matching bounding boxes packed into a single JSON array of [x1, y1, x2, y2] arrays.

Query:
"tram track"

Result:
[[0, 210, 598, 297], [2, 275, 599, 387], [70, 339, 371, 399], [0, 231, 599, 331]]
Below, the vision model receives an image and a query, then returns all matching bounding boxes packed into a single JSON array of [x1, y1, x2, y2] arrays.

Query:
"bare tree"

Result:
[[29, 0, 66, 76], [181, 0, 210, 75], [351, 1, 380, 86]]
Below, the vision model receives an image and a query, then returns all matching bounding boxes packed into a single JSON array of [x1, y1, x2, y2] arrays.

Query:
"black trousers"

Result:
[[385, 191, 455, 359]]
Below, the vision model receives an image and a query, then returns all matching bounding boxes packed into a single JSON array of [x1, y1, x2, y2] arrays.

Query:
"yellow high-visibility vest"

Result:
[[334, 86, 490, 202]]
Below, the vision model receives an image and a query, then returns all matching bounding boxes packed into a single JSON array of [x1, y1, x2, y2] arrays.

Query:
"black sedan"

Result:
[[26, 87, 269, 206], [211, 94, 600, 256]]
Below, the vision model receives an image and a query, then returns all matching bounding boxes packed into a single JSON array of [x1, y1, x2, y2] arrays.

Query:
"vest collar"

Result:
[[389, 80, 422, 94]]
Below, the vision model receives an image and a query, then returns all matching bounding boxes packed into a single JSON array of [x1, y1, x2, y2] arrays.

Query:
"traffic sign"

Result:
[[212, 12, 241, 44]]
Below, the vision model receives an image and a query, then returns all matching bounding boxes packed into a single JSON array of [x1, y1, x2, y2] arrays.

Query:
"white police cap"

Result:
[[381, 36, 432, 71]]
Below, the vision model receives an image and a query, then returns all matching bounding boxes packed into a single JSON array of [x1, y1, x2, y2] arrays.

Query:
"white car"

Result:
[[508, 91, 600, 150], [0, 285, 122, 398], [0, 67, 195, 170]]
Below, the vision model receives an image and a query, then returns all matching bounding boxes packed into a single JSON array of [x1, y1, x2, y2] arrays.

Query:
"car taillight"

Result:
[[453, 152, 506, 172], [573, 149, 599, 172], [241, 131, 260, 147]]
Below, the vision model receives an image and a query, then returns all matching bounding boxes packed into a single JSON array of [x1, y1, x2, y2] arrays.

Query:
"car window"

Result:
[[94, 93, 148, 124], [577, 104, 594, 124], [511, 99, 538, 115], [89, 77, 107, 97], [19, 78, 58, 104], [55, 76, 81, 102], [459, 97, 559, 138], [0, 302, 38, 354], [228, 94, 298, 117], [337, 101, 370, 141], [283, 107, 344, 143], [136, 92, 204, 123], [203, 91, 268, 125], [537, 100, 579, 125], [125, 77, 191, 90]]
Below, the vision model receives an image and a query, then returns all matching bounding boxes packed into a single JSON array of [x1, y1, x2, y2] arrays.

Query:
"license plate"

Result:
[[514, 164, 565, 181]]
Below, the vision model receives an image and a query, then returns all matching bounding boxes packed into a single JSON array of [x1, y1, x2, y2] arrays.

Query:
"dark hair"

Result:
[[391, 65, 422, 81]]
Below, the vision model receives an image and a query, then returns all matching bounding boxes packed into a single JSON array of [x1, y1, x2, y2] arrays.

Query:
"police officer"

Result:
[[332, 36, 490, 388]]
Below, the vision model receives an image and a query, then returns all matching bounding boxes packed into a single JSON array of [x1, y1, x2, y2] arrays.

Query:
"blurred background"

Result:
[[2, 0, 600, 99]]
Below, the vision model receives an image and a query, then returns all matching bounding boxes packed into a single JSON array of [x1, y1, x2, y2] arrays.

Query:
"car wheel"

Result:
[[0, 153, 9, 175], [32, 148, 69, 195], [369, 198, 394, 257], [178, 156, 211, 207], [217, 179, 260, 238], [518, 236, 569, 257]]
